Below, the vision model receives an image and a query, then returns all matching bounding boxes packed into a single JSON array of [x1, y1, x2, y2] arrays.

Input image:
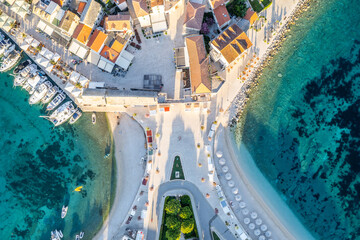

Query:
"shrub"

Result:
[[227, 0, 247, 18], [180, 195, 191, 206], [166, 215, 181, 230], [165, 199, 181, 215], [165, 228, 181, 240], [181, 218, 195, 234], [179, 206, 193, 219]]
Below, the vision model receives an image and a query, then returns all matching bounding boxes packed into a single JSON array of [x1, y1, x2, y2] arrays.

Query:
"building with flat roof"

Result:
[[132, 0, 151, 27], [59, 10, 80, 37], [185, 35, 211, 95], [80, 0, 103, 29]]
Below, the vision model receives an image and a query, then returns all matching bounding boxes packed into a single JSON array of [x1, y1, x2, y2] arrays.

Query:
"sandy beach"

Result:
[[93, 113, 147, 240], [222, 126, 315, 239]]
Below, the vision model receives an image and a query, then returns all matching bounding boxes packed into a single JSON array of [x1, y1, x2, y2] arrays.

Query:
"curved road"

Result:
[[147, 180, 236, 240]]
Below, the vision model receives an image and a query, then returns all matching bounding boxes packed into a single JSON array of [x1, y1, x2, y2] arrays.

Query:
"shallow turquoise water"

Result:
[[0, 60, 116, 239], [233, 0, 360, 239]]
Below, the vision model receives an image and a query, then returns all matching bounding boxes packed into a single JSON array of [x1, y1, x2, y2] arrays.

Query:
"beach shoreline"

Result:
[[93, 113, 146, 240], [223, 126, 315, 239]]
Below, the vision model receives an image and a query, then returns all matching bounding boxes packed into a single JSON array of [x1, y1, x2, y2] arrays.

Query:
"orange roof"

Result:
[[210, 0, 224, 9], [52, 0, 63, 6], [186, 35, 211, 94], [211, 23, 252, 65], [132, 0, 149, 17], [111, 39, 126, 53], [213, 5, 230, 28], [72, 24, 92, 44], [100, 46, 120, 63], [87, 29, 107, 52], [243, 8, 258, 25], [104, 14, 131, 31], [77, 2, 87, 14], [151, 0, 163, 8]]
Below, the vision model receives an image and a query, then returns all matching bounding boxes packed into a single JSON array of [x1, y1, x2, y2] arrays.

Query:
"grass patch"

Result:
[[212, 231, 221, 240], [261, 0, 272, 9], [249, 0, 264, 13], [170, 156, 185, 180]]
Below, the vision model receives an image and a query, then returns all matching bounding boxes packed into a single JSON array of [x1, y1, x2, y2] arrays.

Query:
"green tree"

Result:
[[180, 195, 191, 206], [228, 0, 248, 18], [166, 215, 181, 230], [179, 206, 193, 219], [181, 218, 195, 234], [165, 228, 181, 240], [165, 199, 181, 215]]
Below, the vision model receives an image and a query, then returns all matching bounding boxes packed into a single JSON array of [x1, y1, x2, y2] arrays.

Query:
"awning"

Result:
[[30, 39, 40, 48], [97, 59, 106, 70], [52, 53, 61, 63], [17, 8, 28, 18], [69, 41, 80, 54], [39, 47, 48, 56], [20, 42, 30, 51], [44, 24, 54, 36], [115, 55, 131, 70], [121, 50, 134, 62], [152, 21, 167, 33], [0, 14, 9, 27], [71, 87, 82, 97], [79, 75, 89, 87], [24, 35, 34, 45], [76, 46, 88, 59], [69, 71, 80, 83], [5, 0, 16, 6], [64, 82, 75, 93], [44, 49, 54, 60], [35, 55, 50, 68], [104, 62, 114, 73], [88, 82, 105, 89], [87, 50, 100, 65], [2, 18, 15, 32]]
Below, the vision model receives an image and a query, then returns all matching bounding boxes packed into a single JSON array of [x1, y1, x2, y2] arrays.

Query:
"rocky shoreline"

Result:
[[228, 0, 312, 128]]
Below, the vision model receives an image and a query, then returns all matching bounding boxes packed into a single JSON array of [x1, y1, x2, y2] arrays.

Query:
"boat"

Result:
[[46, 92, 66, 111], [0, 50, 21, 72], [13, 63, 37, 87], [61, 205, 68, 219], [75, 235, 80, 240], [48, 101, 76, 126], [79, 232, 84, 239], [3, 42, 15, 57], [0, 39, 13, 56], [23, 74, 47, 95], [92, 113, 96, 124], [74, 186, 83, 192], [50, 229, 63, 240], [29, 81, 49, 105], [58, 230, 63, 238], [69, 108, 82, 124], [13, 59, 31, 74], [41, 82, 58, 104]]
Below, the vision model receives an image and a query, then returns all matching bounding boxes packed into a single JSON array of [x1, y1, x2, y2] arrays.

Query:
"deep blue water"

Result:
[[0, 58, 116, 239], [233, 0, 360, 239]]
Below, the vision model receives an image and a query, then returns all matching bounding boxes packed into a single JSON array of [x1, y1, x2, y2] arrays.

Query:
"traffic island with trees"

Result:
[[159, 195, 199, 240]]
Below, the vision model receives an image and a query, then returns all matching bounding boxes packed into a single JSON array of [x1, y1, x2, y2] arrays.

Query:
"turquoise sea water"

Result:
[[233, 0, 360, 239], [0, 58, 116, 239]]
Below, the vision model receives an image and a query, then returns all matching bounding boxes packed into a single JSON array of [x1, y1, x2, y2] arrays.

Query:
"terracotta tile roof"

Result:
[[243, 8, 258, 25], [77, 2, 87, 14], [183, 2, 205, 31], [211, 23, 252, 64], [132, 0, 149, 18], [52, 0, 64, 6], [151, 0, 163, 8], [87, 29, 107, 52], [72, 23, 92, 44], [213, 5, 230, 28], [111, 38, 126, 53], [186, 35, 211, 94], [104, 14, 131, 31], [100, 46, 120, 63], [210, 0, 224, 9]]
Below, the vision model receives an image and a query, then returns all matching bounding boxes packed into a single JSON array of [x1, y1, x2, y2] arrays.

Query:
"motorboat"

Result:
[[13, 64, 37, 87], [3, 42, 15, 57], [0, 39, 13, 56], [79, 232, 84, 239], [92, 113, 96, 124], [61, 205, 68, 219], [41, 83, 59, 104], [0, 50, 22, 72], [23, 74, 47, 94], [29, 81, 49, 105], [46, 92, 66, 111], [51, 229, 63, 240], [13, 59, 31, 74], [75, 235, 80, 240], [69, 108, 82, 124], [48, 101, 76, 126]]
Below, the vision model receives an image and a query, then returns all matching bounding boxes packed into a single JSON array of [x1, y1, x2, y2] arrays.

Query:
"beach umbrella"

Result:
[[225, 173, 232, 180], [242, 208, 249, 215], [239, 201, 246, 208], [251, 212, 258, 219], [243, 218, 250, 225], [249, 223, 255, 230], [232, 188, 238, 194], [219, 158, 226, 165], [261, 224, 267, 231], [216, 151, 223, 158], [235, 195, 242, 201], [265, 231, 272, 237], [254, 229, 261, 236], [228, 180, 235, 187], [256, 218, 262, 225], [258, 236, 265, 240], [222, 166, 228, 173]]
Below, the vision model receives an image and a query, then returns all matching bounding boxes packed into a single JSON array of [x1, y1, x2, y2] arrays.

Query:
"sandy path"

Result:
[[93, 113, 146, 240]]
